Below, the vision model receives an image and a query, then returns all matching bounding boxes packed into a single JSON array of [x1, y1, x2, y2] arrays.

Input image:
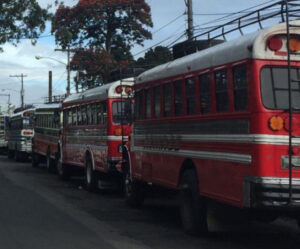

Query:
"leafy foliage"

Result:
[[52, 0, 153, 87], [71, 47, 134, 90], [136, 46, 173, 69], [0, 0, 51, 51]]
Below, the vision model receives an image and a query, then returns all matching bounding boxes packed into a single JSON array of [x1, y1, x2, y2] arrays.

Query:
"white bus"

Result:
[[6, 109, 35, 161]]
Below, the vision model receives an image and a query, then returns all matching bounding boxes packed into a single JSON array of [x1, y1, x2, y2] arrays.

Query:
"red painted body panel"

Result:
[[62, 98, 132, 173], [130, 59, 300, 208]]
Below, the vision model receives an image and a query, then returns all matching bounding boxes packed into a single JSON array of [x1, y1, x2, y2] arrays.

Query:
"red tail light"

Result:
[[115, 86, 122, 94], [268, 36, 283, 51], [23, 131, 33, 136]]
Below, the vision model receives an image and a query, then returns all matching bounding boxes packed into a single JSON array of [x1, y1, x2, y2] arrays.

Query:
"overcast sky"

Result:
[[0, 0, 278, 107]]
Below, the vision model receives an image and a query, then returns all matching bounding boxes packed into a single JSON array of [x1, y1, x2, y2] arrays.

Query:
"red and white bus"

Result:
[[32, 104, 61, 172], [58, 79, 134, 191], [123, 20, 300, 234]]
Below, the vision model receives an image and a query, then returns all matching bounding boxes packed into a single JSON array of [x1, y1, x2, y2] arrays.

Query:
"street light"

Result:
[[2, 88, 19, 93], [35, 55, 71, 96]]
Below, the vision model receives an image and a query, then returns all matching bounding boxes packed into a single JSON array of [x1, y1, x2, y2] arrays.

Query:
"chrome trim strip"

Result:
[[132, 146, 251, 164], [244, 176, 300, 185], [66, 144, 108, 150], [66, 135, 128, 142], [133, 134, 300, 146]]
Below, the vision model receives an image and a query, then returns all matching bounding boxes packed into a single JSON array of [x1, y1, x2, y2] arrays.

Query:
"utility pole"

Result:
[[49, 71, 52, 103], [9, 74, 27, 109], [185, 0, 194, 40], [55, 46, 76, 96]]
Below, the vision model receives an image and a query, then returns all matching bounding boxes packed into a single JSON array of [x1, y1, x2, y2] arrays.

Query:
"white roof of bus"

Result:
[[10, 108, 36, 118], [34, 103, 61, 111], [136, 20, 300, 84], [63, 78, 134, 104]]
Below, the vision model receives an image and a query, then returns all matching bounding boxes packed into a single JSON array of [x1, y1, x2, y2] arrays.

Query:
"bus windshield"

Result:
[[112, 100, 132, 124], [261, 66, 300, 110]]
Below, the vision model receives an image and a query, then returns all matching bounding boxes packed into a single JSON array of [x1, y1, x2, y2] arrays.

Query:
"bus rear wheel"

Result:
[[7, 150, 14, 159], [179, 169, 208, 236], [14, 150, 22, 162], [85, 157, 98, 192], [124, 170, 144, 208]]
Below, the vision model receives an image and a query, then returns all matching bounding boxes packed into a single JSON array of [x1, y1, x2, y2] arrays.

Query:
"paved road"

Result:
[[0, 155, 300, 249]]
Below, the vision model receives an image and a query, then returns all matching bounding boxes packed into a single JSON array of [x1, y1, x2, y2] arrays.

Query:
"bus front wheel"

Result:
[[57, 153, 70, 181], [179, 169, 208, 236], [7, 150, 14, 159], [85, 156, 98, 192], [46, 151, 55, 173], [31, 152, 39, 168]]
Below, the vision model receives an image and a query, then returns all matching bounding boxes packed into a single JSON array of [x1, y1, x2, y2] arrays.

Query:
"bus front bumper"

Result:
[[244, 176, 300, 209]]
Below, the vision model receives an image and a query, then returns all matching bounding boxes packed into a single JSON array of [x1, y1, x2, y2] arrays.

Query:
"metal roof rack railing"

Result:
[[193, 0, 300, 41]]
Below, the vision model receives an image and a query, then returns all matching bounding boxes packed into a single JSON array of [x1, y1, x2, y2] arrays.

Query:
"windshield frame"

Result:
[[112, 99, 132, 125], [260, 65, 300, 111]]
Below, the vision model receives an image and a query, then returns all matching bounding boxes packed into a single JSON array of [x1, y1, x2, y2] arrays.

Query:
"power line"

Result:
[[152, 13, 185, 35], [193, 0, 281, 30]]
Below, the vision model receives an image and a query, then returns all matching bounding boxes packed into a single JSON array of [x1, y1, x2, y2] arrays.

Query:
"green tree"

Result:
[[0, 1, 51, 51], [136, 46, 173, 69], [52, 0, 153, 85]]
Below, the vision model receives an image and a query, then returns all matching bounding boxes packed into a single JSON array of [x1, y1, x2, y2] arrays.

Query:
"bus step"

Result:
[[289, 24, 300, 28], [291, 79, 300, 83]]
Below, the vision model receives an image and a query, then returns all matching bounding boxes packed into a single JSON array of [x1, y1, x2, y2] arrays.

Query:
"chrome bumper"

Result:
[[244, 176, 300, 209]]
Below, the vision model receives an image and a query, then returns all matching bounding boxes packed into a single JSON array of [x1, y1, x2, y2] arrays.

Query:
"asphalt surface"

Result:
[[0, 155, 300, 249]]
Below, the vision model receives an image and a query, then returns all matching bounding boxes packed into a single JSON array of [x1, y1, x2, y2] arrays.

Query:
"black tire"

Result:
[[57, 152, 70, 181], [14, 150, 22, 162], [31, 152, 39, 168], [123, 151, 145, 208], [85, 156, 98, 192], [179, 169, 208, 236], [46, 151, 55, 173], [7, 150, 14, 159]]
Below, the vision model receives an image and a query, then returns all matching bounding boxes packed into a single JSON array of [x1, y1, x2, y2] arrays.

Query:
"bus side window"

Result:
[[72, 108, 77, 126], [233, 64, 248, 111], [154, 86, 161, 118], [199, 73, 211, 114], [68, 109, 72, 126], [103, 102, 107, 124], [96, 103, 102, 124], [135, 90, 143, 120], [87, 105, 92, 125], [163, 83, 171, 117], [77, 107, 82, 125], [82, 106, 87, 125], [185, 77, 196, 115], [145, 89, 151, 119], [215, 69, 228, 112], [174, 80, 183, 116], [92, 104, 97, 125]]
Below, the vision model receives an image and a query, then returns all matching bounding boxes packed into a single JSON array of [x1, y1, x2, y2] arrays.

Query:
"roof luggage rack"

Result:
[[193, 0, 300, 42]]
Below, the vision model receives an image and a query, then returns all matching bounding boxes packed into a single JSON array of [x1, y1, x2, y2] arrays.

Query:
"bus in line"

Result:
[[122, 20, 300, 234], [58, 79, 134, 191], [32, 104, 62, 172], [0, 115, 8, 154], [6, 108, 35, 161]]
